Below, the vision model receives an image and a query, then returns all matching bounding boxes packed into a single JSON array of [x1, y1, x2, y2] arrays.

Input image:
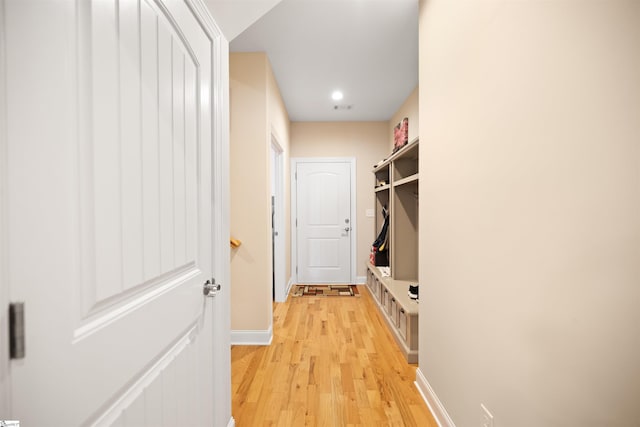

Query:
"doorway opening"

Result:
[[271, 137, 287, 302]]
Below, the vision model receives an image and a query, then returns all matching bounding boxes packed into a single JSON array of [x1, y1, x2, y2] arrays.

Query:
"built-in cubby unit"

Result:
[[367, 137, 419, 363], [366, 265, 419, 363]]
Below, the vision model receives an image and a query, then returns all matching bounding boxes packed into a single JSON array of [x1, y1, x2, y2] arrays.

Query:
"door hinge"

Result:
[[295, 218, 297, 227], [9, 302, 25, 360], [295, 171, 297, 180], [296, 266, 298, 274]]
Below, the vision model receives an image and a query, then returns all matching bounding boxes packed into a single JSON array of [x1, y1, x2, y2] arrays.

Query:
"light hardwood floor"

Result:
[[231, 285, 438, 426]]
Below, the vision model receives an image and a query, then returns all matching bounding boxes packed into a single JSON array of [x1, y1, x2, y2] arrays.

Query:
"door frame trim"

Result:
[[290, 157, 357, 284], [0, 0, 9, 412], [192, 2, 233, 425], [271, 135, 287, 302]]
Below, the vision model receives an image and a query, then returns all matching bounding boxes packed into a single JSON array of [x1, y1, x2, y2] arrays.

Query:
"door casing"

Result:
[[0, 0, 9, 414], [271, 136, 288, 301]]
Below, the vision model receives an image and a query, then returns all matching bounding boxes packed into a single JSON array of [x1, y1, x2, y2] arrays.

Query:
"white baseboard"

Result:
[[286, 276, 294, 296], [230, 326, 273, 345], [415, 368, 456, 427], [227, 417, 235, 427], [355, 275, 366, 284]]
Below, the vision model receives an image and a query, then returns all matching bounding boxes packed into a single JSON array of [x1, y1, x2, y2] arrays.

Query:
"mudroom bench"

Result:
[[366, 263, 419, 363]]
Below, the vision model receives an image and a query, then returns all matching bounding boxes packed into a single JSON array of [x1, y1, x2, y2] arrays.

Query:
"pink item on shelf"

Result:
[[393, 117, 408, 153]]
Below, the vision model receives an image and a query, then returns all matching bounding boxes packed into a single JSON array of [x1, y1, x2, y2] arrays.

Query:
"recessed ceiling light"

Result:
[[331, 90, 344, 101]]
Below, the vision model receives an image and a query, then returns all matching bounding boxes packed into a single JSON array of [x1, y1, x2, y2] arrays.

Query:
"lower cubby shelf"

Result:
[[366, 263, 419, 363]]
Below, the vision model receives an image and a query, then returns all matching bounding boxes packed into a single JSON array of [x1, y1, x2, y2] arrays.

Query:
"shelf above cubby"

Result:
[[393, 173, 419, 188], [373, 160, 391, 174], [375, 184, 390, 192], [388, 137, 419, 163], [372, 136, 419, 173]]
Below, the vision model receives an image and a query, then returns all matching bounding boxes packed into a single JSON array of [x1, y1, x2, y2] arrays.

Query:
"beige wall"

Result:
[[290, 122, 389, 279], [389, 85, 419, 151], [418, 0, 640, 426], [230, 52, 290, 333]]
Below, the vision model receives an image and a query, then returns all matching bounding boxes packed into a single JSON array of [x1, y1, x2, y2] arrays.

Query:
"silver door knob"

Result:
[[203, 279, 221, 297]]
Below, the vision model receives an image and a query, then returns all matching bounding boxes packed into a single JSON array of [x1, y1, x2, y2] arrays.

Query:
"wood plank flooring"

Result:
[[231, 285, 437, 426]]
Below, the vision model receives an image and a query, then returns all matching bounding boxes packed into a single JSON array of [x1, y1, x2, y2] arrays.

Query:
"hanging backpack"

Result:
[[370, 206, 389, 266]]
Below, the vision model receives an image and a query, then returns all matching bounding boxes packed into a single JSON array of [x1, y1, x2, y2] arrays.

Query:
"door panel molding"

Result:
[[73, 263, 200, 343], [87, 321, 199, 427], [77, 0, 203, 318], [291, 157, 357, 284]]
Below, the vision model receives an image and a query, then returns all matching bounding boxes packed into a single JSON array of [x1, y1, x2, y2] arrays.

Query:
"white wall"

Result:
[[417, 0, 640, 426]]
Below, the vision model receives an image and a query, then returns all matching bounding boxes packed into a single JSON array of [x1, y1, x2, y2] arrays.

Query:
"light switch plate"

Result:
[[366, 209, 374, 218]]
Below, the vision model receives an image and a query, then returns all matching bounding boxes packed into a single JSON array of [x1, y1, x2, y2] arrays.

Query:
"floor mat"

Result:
[[291, 284, 360, 297]]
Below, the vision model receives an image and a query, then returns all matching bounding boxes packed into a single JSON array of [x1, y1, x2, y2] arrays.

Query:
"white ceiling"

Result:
[[221, 0, 418, 122], [204, 0, 283, 41]]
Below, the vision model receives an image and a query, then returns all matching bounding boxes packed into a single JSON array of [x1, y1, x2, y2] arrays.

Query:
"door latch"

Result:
[[203, 279, 221, 297]]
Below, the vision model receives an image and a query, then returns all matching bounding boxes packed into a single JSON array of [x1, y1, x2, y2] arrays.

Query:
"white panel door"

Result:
[[2, 1, 221, 425], [296, 162, 352, 283]]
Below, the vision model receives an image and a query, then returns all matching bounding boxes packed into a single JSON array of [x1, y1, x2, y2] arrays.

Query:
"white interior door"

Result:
[[296, 161, 352, 283], [2, 1, 222, 425]]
